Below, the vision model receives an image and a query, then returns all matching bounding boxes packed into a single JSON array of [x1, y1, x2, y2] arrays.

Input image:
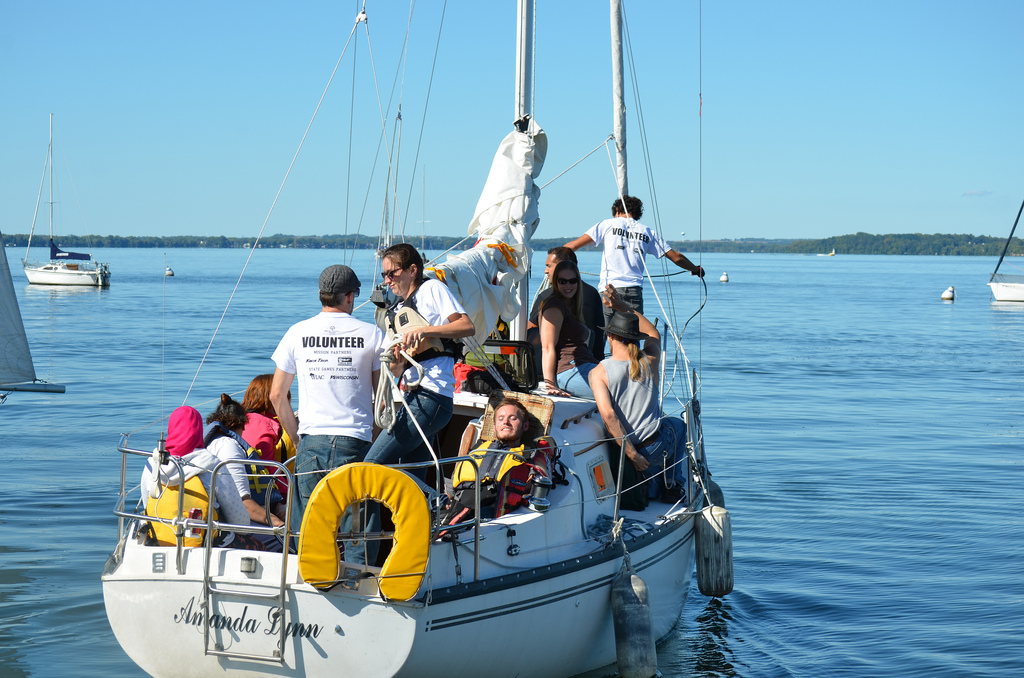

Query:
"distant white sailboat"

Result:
[[1, 228, 66, 398], [22, 115, 111, 287], [987, 197, 1024, 302]]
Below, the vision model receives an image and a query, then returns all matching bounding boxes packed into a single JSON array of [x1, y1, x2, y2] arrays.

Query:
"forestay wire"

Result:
[[181, 15, 362, 403]]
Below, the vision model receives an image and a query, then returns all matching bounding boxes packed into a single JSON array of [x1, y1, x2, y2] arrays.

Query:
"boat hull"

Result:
[[102, 516, 694, 678], [24, 263, 109, 286], [988, 281, 1024, 302]]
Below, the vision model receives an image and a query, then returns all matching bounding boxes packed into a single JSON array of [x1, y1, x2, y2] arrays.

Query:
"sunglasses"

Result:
[[381, 265, 408, 280], [557, 277, 579, 285]]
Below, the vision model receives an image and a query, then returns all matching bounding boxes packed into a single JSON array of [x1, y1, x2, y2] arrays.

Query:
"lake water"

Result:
[[2, 247, 1022, 677]]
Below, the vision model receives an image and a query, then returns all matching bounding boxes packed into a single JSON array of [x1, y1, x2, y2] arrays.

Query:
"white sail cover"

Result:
[[0, 232, 38, 386], [426, 117, 547, 345]]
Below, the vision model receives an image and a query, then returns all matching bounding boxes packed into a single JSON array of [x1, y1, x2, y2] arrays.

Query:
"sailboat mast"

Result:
[[611, 0, 628, 196], [509, 0, 535, 342], [515, 0, 533, 120], [48, 114, 53, 248]]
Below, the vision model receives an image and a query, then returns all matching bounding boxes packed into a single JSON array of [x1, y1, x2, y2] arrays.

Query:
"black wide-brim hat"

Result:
[[599, 310, 650, 342]]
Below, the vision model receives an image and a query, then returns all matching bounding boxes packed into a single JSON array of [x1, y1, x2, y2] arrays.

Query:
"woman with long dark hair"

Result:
[[205, 393, 287, 531], [538, 259, 599, 398]]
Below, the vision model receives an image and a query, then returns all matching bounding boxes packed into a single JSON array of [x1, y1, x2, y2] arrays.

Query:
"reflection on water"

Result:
[[22, 284, 107, 300], [0, 545, 38, 678], [691, 598, 737, 676]]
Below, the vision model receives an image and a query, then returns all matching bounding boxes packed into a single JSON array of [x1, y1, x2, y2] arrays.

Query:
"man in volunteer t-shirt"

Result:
[[270, 264, 385, 541], [565, 195, 705, 325]]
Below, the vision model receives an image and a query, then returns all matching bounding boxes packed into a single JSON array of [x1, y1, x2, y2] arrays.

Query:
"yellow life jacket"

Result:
[[451, 440, 553, 517], [146, 475, 218, 547], [451, 440, 530, 488]]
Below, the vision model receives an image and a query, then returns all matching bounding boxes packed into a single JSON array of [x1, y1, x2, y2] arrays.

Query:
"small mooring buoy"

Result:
[[611, 561, 657, 678], [719, 271, 729, 283], [697, 503, 734, 597], [164, 267, 174, 277], [941, 286, 954, 301]]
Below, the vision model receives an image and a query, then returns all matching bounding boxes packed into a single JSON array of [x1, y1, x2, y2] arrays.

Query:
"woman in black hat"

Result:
[[589, 287, 687, 503]]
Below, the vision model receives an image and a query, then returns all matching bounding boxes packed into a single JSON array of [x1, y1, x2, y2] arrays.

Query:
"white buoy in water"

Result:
[[611, 563, 657, 678], [697, 505, 734, 597], [165, 267, 174, 277], [719, 271, 729, 283], [941, 286, 954, 300]]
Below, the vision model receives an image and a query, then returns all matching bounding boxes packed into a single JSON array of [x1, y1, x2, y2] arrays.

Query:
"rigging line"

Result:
[[621, 1, 677, 324], [698, 0, 703, 374], [392, 110, 405, 240], [182, 19, 360, 403], [361, 11, 396, 196], [400, 0, 448, 235], [539, 135, 614, 190], [364, 1, 416, 244], [390, 1, 418, 241], [425, 233, 474, 268], [25, 148, 47, 259], [344, 28, 359, 266], [640, 253, 706, 372], [990, 196, 1024, 280]]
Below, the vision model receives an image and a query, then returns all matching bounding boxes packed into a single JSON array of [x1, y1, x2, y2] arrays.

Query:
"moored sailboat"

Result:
[[22, 115, 111, 287], [101, 3, 730, 676]]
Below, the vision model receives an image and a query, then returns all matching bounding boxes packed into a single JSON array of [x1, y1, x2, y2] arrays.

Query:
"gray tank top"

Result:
[[601, 358, 660, 444]]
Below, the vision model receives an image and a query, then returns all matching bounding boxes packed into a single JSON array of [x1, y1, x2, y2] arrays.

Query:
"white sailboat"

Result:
[[101, 3, 730, 677], [988, 197, 1024, 301], [22, 115, 111, 287], [1, 229, 66, 398]]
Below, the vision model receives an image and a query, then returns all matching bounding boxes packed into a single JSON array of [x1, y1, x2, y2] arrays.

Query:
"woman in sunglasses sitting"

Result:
[[538, 260, 599, 398]]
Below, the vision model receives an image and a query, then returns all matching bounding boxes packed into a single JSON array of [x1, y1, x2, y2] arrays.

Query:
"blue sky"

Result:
[[1, 1, 1021, 243]]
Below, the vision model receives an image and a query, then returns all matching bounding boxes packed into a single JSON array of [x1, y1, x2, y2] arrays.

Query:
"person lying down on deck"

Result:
[[444, 398, 554, 523]]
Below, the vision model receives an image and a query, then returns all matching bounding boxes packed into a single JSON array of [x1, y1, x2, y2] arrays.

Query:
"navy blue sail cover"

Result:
[[49, 239, 91, 261]]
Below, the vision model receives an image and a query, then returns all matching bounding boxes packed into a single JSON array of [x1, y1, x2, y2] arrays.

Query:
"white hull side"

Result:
[[24, 265, 109, 286], [102, 519, 694, 678], [988, 281, 1024, 302]]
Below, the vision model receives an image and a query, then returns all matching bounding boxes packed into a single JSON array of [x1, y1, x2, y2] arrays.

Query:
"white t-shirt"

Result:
[[394, 279, 466, 399], [272, 312, 385, 440], [585, 216, 671, 289]]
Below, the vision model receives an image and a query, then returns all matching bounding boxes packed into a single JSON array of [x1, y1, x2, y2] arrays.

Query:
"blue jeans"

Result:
[[358, 388, 452, 566], [603, 285, 644, 327], [364, 388, 453, 478], [636, 416, 686, 498], [558, 361, 598, 399], [290, 434, 372, 561]]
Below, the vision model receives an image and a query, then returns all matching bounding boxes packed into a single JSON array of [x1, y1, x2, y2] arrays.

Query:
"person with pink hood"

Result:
[[140, 406, 251, 530]]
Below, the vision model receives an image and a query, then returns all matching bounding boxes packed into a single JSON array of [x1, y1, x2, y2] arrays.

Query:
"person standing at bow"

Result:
[[364, 243, 475, 473], [564, 195, 704, 326]]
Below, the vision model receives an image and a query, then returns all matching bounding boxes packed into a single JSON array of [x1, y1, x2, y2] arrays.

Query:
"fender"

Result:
[[298, 463, 430, 601]]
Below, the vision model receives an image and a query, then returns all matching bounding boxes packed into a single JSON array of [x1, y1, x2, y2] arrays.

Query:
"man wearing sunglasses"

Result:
[[565, 195, 704, 326]]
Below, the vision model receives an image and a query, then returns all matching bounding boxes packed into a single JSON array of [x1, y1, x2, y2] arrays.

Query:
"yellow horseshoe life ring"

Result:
[[297, 463, 430, 601]]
